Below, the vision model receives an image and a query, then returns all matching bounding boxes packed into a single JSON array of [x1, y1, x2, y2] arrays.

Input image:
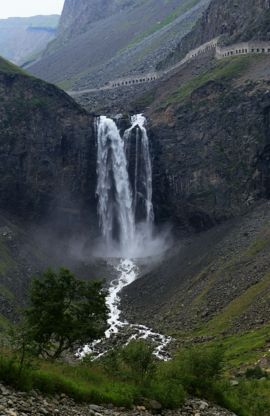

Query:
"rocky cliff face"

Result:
[[0, 57, 101, 323], [148, 56, 270, 231], [0, 57, 96, 231], [161, 0, 270, 68], [58, 0, 137, 40]]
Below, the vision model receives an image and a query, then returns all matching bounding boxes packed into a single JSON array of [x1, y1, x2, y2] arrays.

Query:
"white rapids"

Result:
[[83, 114, 172, 360], [105, 259, 171, 360]]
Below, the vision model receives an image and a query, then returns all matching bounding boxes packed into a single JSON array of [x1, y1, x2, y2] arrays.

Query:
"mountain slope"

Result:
[[123, 201, 270, 338], [57, 0, 138, 41], [160, 0, 270, 68], [119, 0, 270, 338], [0, 15, 59, 65], [27, 0, 209, 89]]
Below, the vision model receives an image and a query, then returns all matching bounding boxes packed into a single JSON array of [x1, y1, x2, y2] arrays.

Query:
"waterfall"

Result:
[[125, 114, 154, 227], [96, 116, 135, 254], [96, 114, 154, 257], [82, 114, 172, 361]]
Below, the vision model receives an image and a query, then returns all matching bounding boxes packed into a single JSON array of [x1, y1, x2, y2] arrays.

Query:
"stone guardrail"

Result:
[[216, 41, 270, 59], [68, 38, 270, 96]]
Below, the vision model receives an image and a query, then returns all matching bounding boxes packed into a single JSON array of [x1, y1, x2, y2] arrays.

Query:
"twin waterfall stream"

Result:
[[83, 115, 171, 360]]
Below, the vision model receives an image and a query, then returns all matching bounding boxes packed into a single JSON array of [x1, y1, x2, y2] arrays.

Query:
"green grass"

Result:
[[191, 324, 270, 371], [174, 319, 270, 374], [201, 272, 270, 335], [0, 347, 184, 409], [161, 55, 257, 107], [245, 238, 269, 257], [185, 228, 270, 336], [2, 336, 270, 415], [0, 354, 139, 407], [0, 56, 29, 76], [223, 326, 270, 370], [0, 314, 11, 331]]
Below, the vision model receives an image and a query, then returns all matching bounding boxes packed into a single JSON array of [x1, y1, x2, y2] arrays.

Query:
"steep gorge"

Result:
[[2, 0, 270, 358]]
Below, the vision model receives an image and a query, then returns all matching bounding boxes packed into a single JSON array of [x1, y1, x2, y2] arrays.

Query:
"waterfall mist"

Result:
[[94, 114, 171, 259]]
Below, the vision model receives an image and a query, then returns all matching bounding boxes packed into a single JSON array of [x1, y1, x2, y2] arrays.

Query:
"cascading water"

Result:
[[86, 114, 171, 360], [96, 116, 135, 256], [124, 114, 154, 228]]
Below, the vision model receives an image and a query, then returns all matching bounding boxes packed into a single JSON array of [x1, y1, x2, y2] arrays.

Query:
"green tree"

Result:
[[25, 268, 108, 360]]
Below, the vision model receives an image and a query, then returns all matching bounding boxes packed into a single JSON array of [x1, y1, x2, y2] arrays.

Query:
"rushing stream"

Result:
[[83, 114, 171, 360]]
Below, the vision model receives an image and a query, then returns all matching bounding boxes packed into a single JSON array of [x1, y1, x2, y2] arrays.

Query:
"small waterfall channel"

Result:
[[84, 115, 171, 360]]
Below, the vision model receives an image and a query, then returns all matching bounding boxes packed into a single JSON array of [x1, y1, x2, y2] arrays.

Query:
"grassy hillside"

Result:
[[0, 56, 29, 75]]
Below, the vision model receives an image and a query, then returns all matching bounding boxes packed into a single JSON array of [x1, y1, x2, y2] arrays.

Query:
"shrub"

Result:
[[0, 354, 33, 391], [157, 345, 224, 400], [120, 340, 156, 384], [148, 379, 185, 409], [245, 366, 268, 380]]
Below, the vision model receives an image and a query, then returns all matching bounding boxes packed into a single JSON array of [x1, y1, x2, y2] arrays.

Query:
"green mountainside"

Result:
[[27, 0, 209, 89]]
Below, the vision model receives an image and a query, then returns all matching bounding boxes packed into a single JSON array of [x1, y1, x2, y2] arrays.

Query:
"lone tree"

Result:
[[24, 268, 108, 360]]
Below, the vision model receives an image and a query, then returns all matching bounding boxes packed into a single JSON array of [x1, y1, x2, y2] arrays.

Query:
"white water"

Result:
[[82, 259, 171, 360], [105, 259, 138, 337], [96, 116, 135, 256], [124, 114, 154, 226], [105, 259, 172, 360], [87, 114, 171, 360]]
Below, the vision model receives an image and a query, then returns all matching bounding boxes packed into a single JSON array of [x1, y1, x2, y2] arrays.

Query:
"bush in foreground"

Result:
[[23, 268, 108, 360]]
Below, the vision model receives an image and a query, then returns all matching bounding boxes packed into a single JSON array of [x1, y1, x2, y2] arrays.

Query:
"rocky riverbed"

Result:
[[0, 383, 235, 416]]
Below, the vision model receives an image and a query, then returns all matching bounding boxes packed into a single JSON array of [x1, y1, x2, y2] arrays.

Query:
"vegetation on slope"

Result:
[[0, 56, 28, 75], [1, 266, 270, 415], [159, 55, 257, 107], [1, 335, 270, 415]]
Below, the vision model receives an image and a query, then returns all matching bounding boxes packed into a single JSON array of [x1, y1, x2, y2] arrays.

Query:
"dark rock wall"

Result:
[[149, 80, 270, 231], [0, 72, 97, 232]]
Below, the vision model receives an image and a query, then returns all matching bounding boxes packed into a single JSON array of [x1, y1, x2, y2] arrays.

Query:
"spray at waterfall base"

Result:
[[94, 114, 171, 258], [84, 115, 172, 360]]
